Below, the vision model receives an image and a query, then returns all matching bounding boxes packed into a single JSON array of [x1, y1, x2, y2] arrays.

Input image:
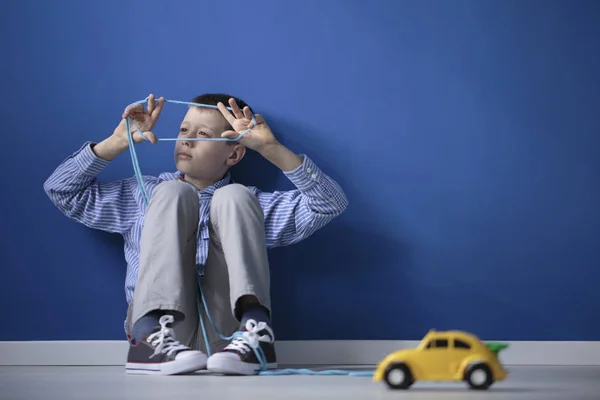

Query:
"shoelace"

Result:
[[147, 315, 190, 358], [223, 320, 273, 361]]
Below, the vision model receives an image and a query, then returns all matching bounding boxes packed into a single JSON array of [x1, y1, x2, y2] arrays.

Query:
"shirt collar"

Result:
[[176, 171, 231, 196]]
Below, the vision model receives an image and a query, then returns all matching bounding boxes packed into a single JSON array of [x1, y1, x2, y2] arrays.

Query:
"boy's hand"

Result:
[[92, 94, 164, 161], [113, 94, 164, 145], [218, 98, 278, 153]]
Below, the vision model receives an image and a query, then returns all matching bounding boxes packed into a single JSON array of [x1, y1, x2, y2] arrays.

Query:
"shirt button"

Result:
[[306, 168, 312, 173], [311, 173, 317, 179]]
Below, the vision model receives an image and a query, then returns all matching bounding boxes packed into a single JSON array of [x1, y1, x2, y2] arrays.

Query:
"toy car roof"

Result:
[[423, 330, 509, 355]]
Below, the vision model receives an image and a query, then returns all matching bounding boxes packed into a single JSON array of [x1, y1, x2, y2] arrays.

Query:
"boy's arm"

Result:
[[217, 100, 348, 246], [256, 143, 348, 248], [44, 95, 164, 234], [43, 140, 141, 234]]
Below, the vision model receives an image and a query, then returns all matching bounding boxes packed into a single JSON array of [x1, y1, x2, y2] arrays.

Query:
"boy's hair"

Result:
[[191, 93, 253, 132]]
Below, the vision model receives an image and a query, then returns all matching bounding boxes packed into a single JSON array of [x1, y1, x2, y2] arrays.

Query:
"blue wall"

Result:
[[1, 0, 599, 342]]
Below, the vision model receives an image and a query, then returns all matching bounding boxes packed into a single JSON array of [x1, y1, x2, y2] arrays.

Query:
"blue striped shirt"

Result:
[[44, 142, 348, 303]]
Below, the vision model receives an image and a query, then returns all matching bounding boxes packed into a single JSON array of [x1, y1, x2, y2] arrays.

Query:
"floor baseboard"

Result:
[[1, 340, 599, 366]]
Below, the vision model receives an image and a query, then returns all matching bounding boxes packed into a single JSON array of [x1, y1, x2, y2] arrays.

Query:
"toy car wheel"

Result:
[[465, 363, 494, 390], [383, 363, 413, 389]]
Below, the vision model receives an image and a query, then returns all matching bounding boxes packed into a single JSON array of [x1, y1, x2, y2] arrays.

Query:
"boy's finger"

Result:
[[123, 104, 143, 118], [217, 102, 236, 125], [229, 98, 244, 119], [243, 106, 252, 120], [144, 131, 158, 144], [134, 130, 155, 144], [122, 104, 143, 118], [220, 130, 239, 139], [151, 97, 165, 120], [147, 94, 155, 115]]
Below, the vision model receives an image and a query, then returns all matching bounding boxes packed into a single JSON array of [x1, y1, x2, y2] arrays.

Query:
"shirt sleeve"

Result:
[[256, 155, 348, 248], [43, 142, 142, 234]]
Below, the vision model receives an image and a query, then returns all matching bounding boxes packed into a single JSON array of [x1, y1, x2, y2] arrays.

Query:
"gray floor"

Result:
[[0, 365, 599, 400]]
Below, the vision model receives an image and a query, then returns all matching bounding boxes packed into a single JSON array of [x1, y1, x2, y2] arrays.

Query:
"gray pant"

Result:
[[125, 180, 271, 354]]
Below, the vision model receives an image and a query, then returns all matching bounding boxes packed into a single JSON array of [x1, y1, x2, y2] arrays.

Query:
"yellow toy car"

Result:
[[373, 329, 509, 390]]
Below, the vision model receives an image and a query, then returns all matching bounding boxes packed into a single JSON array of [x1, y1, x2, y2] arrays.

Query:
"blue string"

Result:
[[124, 97, 373, 378], [259, 369, 374, 376], [195, 282, 371, 377], [124, 97, 256, 206]]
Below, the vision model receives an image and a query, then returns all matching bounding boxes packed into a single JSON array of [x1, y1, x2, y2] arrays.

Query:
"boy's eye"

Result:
[[199, 131, 208, 136], [180, 128, 188, 133]]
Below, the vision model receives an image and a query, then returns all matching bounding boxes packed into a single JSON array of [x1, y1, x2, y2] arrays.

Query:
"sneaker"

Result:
[[206, 319, 277, 375], [125, 314, 207, 375]]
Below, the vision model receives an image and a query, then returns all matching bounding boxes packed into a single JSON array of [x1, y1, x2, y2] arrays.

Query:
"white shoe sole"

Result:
[[125, 354, 208, 375], [207, 355, 277, 375]]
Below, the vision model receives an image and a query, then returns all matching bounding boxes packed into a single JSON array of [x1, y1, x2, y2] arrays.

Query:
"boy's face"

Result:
[[174, 107, 245, 184]]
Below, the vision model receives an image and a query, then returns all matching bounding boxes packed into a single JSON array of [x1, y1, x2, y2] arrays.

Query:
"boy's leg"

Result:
[[199, 184, 277, 375], [124, 180, 207, 375]]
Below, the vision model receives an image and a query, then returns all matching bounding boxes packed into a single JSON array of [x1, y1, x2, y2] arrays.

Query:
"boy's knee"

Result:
[[151, 180, 197, 206], [212, 184, 260, 209]]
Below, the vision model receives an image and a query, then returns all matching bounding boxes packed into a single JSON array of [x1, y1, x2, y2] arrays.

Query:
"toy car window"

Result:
[[425, 338, 449, 348], [454, 339, 471, 349]]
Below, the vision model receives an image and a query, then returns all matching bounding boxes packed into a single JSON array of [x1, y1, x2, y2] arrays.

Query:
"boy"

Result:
[[43, 93, 348, 376]]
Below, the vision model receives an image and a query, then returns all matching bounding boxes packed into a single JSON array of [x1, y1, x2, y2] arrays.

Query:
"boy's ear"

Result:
[[226, 144, 246, 167]]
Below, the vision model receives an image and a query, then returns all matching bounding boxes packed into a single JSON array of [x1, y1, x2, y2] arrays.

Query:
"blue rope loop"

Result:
[[124, 97, 257, 207], [123, 97, 373, 377], [126, 97, 256, 142]]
